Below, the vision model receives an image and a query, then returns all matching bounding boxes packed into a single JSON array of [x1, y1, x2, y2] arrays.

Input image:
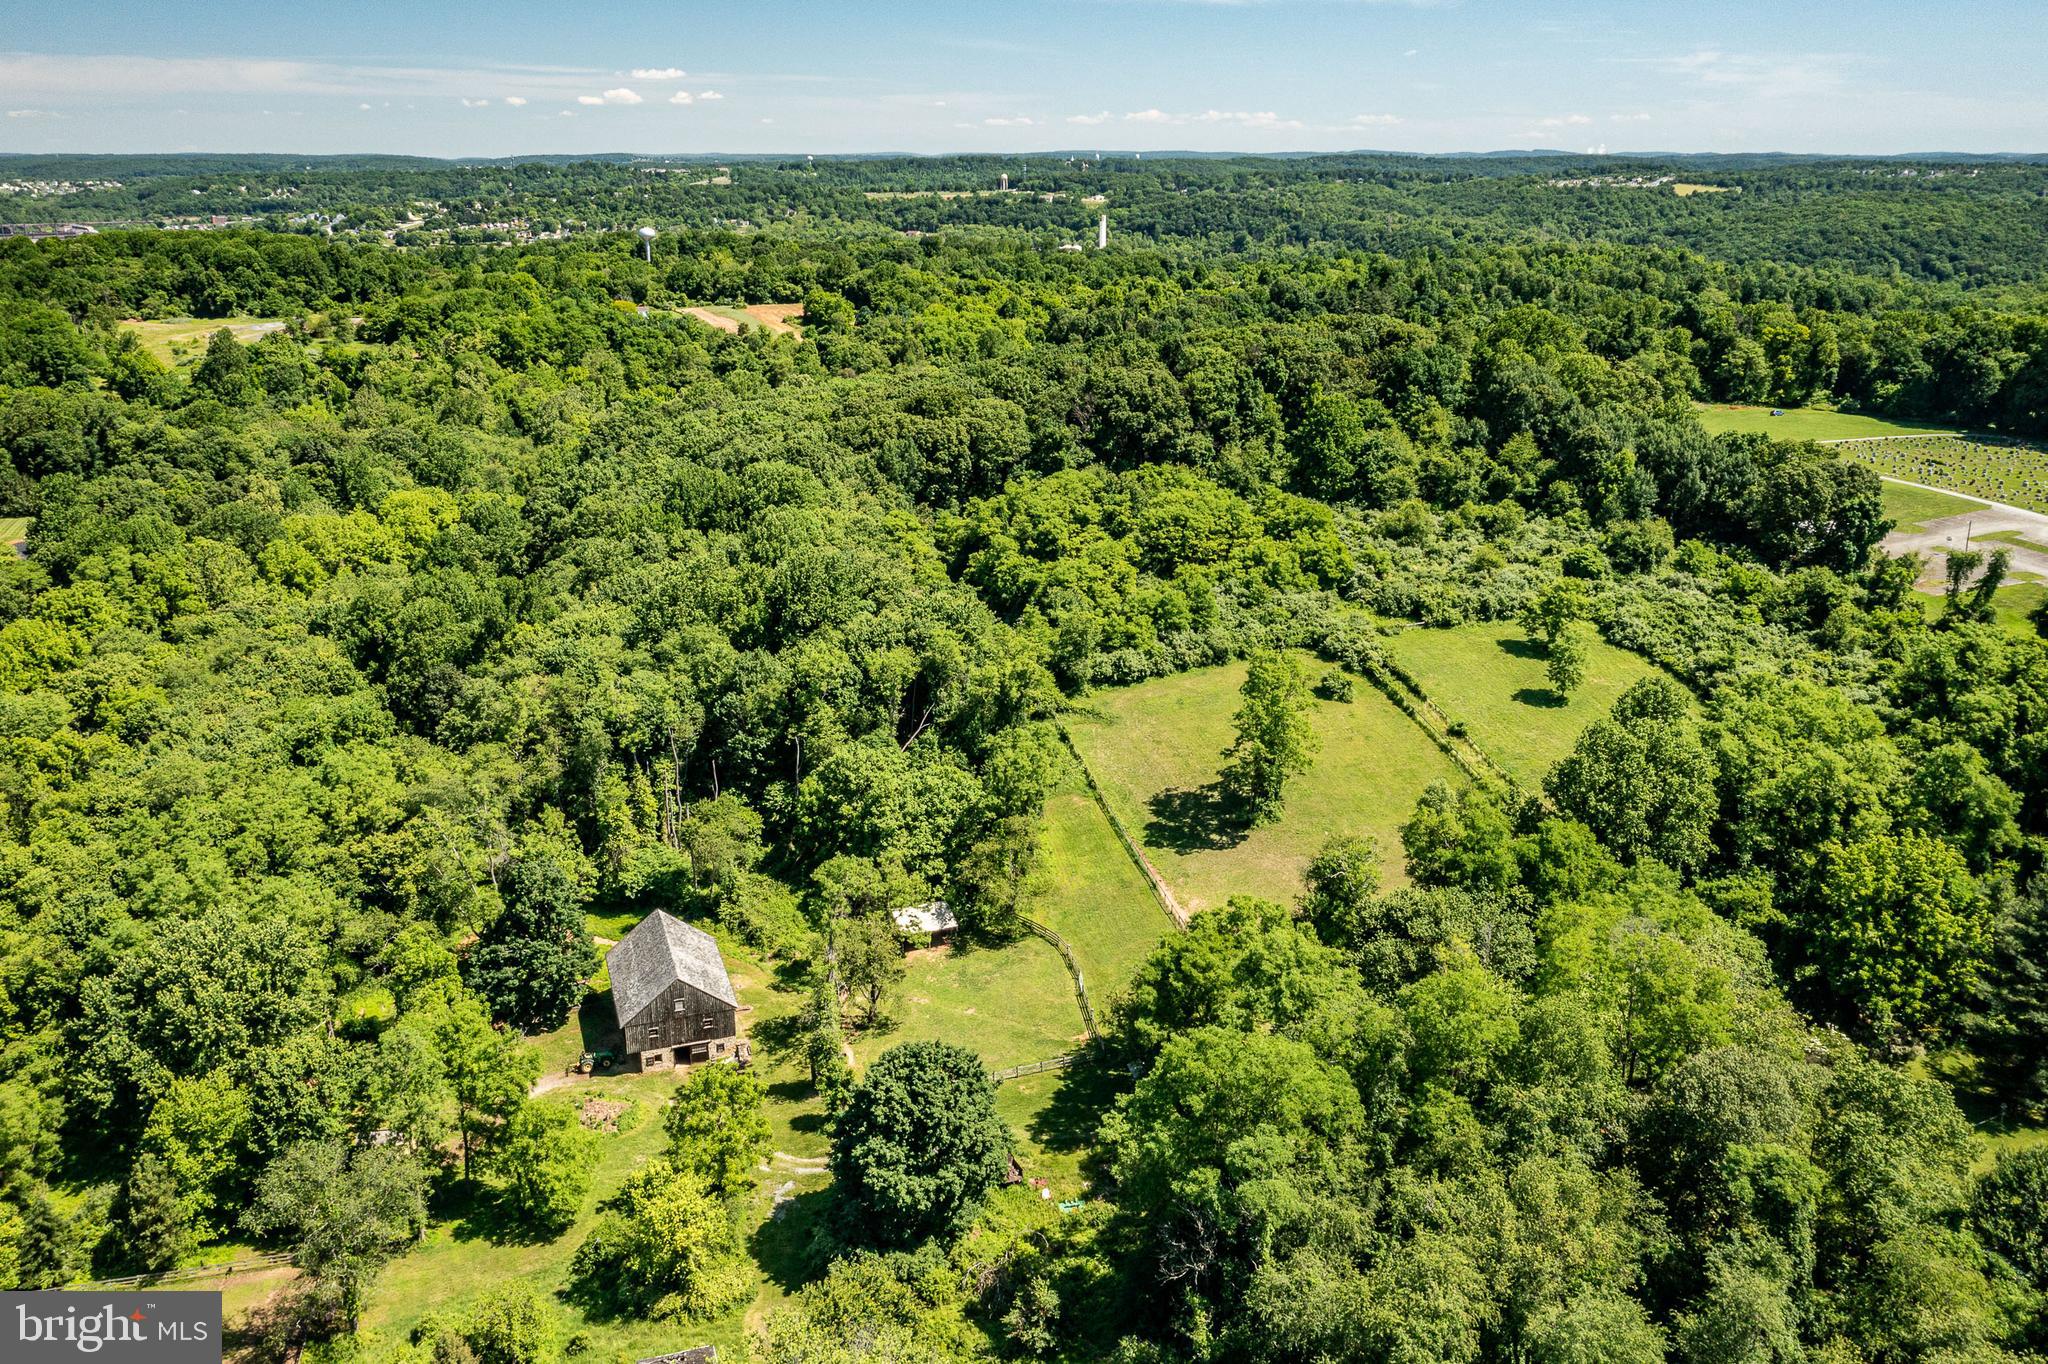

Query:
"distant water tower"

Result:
[[999, 172, 1009, 191], [1097, 214, 1108, 250], [637, 225, 656, 262]]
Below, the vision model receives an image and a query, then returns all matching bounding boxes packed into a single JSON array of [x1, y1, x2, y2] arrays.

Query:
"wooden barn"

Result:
[[606, 910, 741, 1070]]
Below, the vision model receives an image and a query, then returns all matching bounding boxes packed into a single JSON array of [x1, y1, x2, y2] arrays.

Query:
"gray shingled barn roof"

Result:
[[606, 910, 738, 1027]]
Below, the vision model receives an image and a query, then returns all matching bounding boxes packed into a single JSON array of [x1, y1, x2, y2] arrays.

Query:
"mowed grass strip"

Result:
[[1065, 655, 1463, 916], [1384, 624, 1664, 788], [1694, 403, 1956, 441], [1881, 479, 1992, 532], [1033, 756, 1176, 999]]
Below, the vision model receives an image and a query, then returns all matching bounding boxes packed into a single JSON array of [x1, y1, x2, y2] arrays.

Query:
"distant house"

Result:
[[890, 899, 959, 945], [606, 910, 741, 1070]]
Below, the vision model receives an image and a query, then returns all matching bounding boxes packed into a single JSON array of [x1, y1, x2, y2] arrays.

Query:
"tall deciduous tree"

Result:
[[1812, 832, 1989, 1038], [465, 838, 597, 1031], [491, 1101, 596, 1234], [664, 1065, 770, 1199], [1221, 649, 1317, 824], [1970, 885, 2048, 1118], [830, 1041, 1010, 1245], [836, 915, 906, 1027], [1546, 677, 1716, 874], [244, 1141, 429, 1332]]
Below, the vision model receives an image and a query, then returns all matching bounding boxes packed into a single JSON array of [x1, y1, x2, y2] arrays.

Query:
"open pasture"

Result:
[[1840, 435, 2048, 516], [1064, 653, 1463, 916], [680, 303, 804, 336], [119, 316, 285, 365], [1694, 403, 1954, 441], [1383, 623, 1663, 787]]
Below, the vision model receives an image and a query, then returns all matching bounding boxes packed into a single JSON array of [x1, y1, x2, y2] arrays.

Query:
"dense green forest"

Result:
[[3, 154, 2048, 1364]]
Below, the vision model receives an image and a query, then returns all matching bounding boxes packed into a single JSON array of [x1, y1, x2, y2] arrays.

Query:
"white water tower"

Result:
[[637, 224, 657, 262]]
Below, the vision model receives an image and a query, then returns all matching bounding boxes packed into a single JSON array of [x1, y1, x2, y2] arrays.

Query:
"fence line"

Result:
[[1054, 723, 1188, 930], [80, 1251, 295, 1290], [1019, 914, 1099, 1039], [993, 1054, 1076, 1083]]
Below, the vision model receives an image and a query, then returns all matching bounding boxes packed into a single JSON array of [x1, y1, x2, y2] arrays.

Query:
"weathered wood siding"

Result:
[[622, 978, 737, 1056]]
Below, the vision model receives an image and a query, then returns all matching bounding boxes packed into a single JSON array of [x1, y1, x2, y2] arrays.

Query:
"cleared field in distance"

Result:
[[680, 303, 803, 335], [1694, 403, 1955, 441], [1383, 623, 1662, 788], [1065, 654, 1463, 916], [119, 316, 285, 364]]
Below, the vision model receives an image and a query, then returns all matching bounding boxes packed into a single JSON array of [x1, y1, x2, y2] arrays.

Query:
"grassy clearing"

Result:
[[1881, 479, 1992, 532], [853, 937, 1084, 1073], [1, 516, 29, 551], [1033, 757, 1176, 1000], [1695, 403, 1955, 441], [1383, 623, 1663, 788], [1065, 653, 1463, 916], [1843, 436, 2048, 515], [119, 316, 285, 365]]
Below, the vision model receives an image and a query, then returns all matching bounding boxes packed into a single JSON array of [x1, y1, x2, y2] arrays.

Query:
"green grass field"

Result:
[[1383, 623, 1663, 787], [1033, 758, 1177, 999], [1916, 582, 2047, 635], [1880, 479, 1992, 532], [1694, 403, 1954, 441], [1064, 654, 1464, 916], [118, 316, 286, 365]]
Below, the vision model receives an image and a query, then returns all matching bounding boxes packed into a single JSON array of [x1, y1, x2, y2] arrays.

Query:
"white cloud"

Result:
[[601, 86, 642, 104], [668, 90, 694, 105], [697, 90, 723, 100], [1193, 109, 1304, 129], [1067, 110, 1113, 125], [759, 116, 775, 124], [631, 67, 685, 80], [1633, 48, 1854, 96], [1403, 48, 1418, 57], [577, 95, 603, 105], [1533, 113, 1593, 127], [6, 108, 61, 119], [983, 115, 1035, 126], [357, 102, 372, 111], [504, 95, 527, 106], [0, 51, 614, 101], [1346, 113, 1403, 126], [1124, 108, 1172, 123], [558, 109, 575, 117], [460, 97, 488, 108], [1610, 111, 1651, 122]]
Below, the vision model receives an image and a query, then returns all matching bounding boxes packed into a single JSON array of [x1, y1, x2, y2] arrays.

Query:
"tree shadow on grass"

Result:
[[747, 1187, 834, 1295], [766, 1078, 830, 1137], [1144, 781, 1252, 854], [751, 1009, 808, 1060], [1513, 687, 1569, 709], [437, 1177, 554, 1248], [579, 990, 621, 1052], [1497, 635, 1546, 661], [1027, 1054, 1129, 1158]]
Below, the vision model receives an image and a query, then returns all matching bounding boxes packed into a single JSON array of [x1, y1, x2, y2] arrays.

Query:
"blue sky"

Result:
[[3, 0, 2044, 157]]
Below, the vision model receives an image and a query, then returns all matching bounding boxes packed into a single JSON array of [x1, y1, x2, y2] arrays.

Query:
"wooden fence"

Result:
[[1020, 914, 1099, 1039], [993, 1054, 1076, 1083], [80, 1250, 295, 1290]]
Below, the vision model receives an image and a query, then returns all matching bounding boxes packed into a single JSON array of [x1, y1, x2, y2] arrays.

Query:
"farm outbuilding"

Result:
[[890, 899, 959, 944], [606, 910, 742, 1070]]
